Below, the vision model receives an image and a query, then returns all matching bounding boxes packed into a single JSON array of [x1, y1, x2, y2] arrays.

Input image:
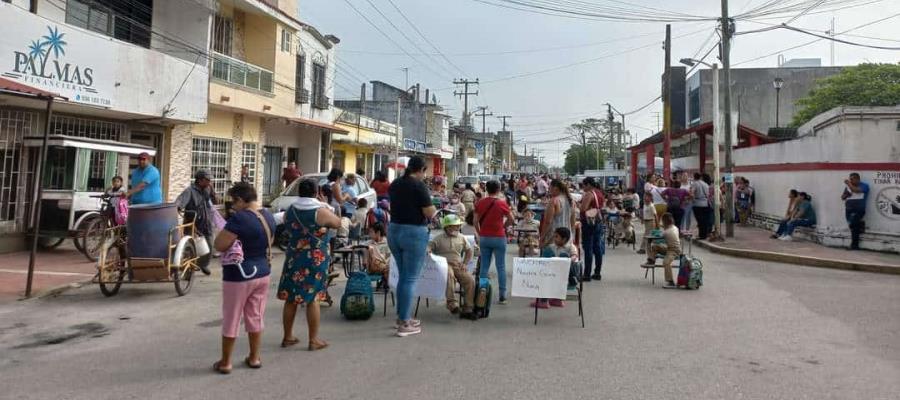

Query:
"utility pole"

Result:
[[475, 106, 493, 173], [721, 0, 736, 238], [606, 104, 614, 169], [662, 24, 672, 180], [498, 115, 511, 170], [453, 79, 479, 129], [394, 96, 402, 180]]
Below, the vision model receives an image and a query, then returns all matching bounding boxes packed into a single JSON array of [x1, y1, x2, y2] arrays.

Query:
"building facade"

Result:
[[331, 106, 401, 180], [0, 0, 212, 248]]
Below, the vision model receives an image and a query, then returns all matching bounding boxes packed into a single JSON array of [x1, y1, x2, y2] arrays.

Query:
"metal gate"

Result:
[[0, 109, 38, 234], [262, 146, 283, 200]]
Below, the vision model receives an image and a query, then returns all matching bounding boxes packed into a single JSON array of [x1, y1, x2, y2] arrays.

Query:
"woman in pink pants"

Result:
[[212, 183, 276, 374]]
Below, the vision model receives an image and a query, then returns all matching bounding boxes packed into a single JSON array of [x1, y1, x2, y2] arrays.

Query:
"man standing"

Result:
[[240, 164, 252, 184], [535, 174, 549, 199], [282, 161, 300, 188], [127, 152, 162, 205], [690, 172, 711, 239], [175, 170, 217, 275], [841, 172, 869, 250]]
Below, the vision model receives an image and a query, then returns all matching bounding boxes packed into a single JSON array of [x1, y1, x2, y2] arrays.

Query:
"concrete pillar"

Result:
[[699, 131, 707, 175], [630, 149, 639, 188], [646, 143, 655, 174], [167, 124, 193, 202]]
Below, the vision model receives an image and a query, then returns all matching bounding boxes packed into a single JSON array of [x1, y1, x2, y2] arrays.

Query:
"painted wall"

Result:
[[733, 106, 900, 252], [264, 122, 323, 174], [295, 28, 336, 124]]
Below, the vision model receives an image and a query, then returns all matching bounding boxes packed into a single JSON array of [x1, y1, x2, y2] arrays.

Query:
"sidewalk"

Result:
[[694, 225, 900, 275], [0, 243, 96, 302]]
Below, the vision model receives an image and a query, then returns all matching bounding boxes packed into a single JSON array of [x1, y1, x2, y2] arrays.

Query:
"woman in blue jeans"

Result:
[[474, 180, 516, 304], [578, 177, 605, 281], [387, 156, 436, 337]]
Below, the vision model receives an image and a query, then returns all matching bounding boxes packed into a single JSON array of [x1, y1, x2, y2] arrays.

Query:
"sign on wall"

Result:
[[872, 171, 900, 221], [511, 257, 569, 300], [1, 7, 115, 107]]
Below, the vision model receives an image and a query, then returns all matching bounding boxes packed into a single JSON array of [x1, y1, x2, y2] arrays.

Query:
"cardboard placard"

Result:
[[464, 235, 477, 274], [388, 253, 449, 300], [511, 257, 569, 300]]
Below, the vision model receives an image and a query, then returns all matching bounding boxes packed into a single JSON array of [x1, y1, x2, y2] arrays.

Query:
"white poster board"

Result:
[[464, 235, 478, 274], [388, 254, 449, 300], [511, 257, 569, 300]]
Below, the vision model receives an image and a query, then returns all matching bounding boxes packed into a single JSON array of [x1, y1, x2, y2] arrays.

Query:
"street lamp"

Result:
[[773, 77, 784, 128], [680, 57, 727, 240]]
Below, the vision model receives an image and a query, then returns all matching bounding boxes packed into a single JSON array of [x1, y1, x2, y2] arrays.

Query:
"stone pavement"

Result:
[[695, 225, 900, 274], [0, 242, 96, 302]]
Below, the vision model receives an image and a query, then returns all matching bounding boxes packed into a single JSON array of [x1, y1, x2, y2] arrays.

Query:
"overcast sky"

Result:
[[300, 0, 900, 166]]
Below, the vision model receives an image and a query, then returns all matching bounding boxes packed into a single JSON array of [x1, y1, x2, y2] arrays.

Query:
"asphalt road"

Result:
[[1, 239, 898, 400]]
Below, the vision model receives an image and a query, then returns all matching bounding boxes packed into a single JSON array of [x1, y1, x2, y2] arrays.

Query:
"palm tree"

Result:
[[39, 26, 67, 74], [27, 39, 46, 64]]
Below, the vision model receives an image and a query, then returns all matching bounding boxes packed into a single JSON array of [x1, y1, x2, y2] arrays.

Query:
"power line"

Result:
[[470, 0, 718, 22], [383, 0, 468, 76]]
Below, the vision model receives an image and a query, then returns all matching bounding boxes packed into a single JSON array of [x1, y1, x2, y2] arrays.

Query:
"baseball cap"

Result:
[[194, 170, 211, 181], [138, 152, 151, 160]]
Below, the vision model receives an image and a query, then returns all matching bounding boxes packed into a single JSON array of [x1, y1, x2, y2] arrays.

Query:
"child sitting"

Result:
[[618, 211, 635, 243], [428, 214, 477, 320], [516, 208, 540, 257], [448, 193, 466, 216], [531, 227, 579, 309], [646, 213, 681, 289], [365, 223, 391, 288]]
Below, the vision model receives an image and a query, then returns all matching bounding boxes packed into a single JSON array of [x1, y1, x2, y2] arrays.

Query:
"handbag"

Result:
[[584, 191, 601, 225], [234, 209, 273, 279]]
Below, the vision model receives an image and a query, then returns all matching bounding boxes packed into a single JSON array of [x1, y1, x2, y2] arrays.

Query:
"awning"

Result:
[[23, 135, 157, 156], [0, 77, 66, 99], [288, 116, 350, 135]]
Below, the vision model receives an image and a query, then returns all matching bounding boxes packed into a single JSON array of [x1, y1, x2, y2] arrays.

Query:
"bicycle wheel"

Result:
[[98, 243, 126, 297], [81, 215, 108, 262], [173, 241, 196, 296]]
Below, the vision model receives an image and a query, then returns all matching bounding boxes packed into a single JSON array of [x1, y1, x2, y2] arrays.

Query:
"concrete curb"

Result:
[[693, 239, 900, 275]]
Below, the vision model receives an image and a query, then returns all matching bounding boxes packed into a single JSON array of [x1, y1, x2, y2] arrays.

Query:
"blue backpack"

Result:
[[340, 272, 375, 320]]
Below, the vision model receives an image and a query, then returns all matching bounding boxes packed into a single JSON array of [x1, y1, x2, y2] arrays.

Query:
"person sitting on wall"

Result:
[[773, 192, 816, 241]]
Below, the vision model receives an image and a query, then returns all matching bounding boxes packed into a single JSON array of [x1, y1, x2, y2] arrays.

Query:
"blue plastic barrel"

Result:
[[127, 203, 180, 259]]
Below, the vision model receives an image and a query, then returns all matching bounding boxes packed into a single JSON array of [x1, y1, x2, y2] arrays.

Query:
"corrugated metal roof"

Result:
[[0, 77, 62, 98]]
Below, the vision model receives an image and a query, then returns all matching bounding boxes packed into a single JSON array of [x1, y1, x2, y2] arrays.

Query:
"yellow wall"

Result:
[[192, 109, 234, 139], [332, 142, 358, 173], [243, 12, 276, 70]]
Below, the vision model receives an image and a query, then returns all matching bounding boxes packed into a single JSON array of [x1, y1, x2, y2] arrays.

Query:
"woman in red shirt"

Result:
[[371, 170, 390, 202], [474, 180, 516, 304]]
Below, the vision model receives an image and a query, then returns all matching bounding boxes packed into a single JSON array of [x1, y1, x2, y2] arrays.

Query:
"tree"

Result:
[[791, 63, 900, 127], [563, 144, 603, 175]]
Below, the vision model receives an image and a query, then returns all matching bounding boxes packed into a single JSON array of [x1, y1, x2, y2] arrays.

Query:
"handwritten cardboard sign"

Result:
[[389, 253, 449, 300], [464, 235, 477, 274], [511, 257, 569, 300]]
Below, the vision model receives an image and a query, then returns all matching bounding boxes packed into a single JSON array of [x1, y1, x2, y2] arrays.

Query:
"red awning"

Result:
[[0, 77, 64, 99], [288, 116, 350, 134]]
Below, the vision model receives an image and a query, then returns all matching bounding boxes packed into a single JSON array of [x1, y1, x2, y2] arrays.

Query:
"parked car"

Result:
[[268, 173, 377, 214]]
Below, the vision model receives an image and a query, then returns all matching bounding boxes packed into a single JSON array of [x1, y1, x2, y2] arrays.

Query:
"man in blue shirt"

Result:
[[841, 172, 869, 250], [127, 152, 163, 205]]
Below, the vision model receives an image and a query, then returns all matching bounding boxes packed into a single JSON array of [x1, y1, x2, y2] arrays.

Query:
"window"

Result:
[[49, 115, 124, 141], [311, 63, 328, 109], [295, 55, 308, 104], [332, 150, 345, 172], [241, 143, 258, 185], [191, 137, 231, 196], [212, 14, 233, 56], [688, 88, 701, 126], [281, 28, 292, 53], [66, 0, 151, 48], [320, 132, 330, 173]]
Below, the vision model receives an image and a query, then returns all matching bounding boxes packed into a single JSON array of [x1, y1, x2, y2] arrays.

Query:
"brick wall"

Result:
[[231, 114, 244, 186], [167, 124, 194, 202]]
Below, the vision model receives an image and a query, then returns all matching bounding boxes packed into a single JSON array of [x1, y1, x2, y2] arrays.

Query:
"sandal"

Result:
[[308, 340, 329, 351], [212, 361, 232, 374], [244, 357, 262, 369], [281, 337, 301, 348]]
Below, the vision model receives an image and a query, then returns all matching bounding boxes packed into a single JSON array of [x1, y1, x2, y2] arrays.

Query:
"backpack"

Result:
[[473, 276, 492, 319], [340, 272, 375, 320], [366, 207, 389, 229], [677, 256, 704, 290]]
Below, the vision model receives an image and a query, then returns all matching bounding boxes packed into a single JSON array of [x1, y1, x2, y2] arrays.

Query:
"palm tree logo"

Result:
[[38, 26, 67, 74]]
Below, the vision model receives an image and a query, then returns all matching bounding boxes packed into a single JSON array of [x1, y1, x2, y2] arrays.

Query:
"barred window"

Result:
[[281, 28, 292, 53], [241, 142, 257, 185], [191, 137, 231, 196]]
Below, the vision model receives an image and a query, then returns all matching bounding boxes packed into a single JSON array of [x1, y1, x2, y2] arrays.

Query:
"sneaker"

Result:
[[770, 234, 780, 239], [396, 321, 422, 337], [548, 299, 565, 307], [394, 319, 422, 329], [778, 235, 793, 241], [662, 281, 678, 289], [448, 306, 460, 315], [636, 249, 646, 254], [529, 300, 550, 309], [499, 297, 508, 305], [591, 273, 602, 281], [459, 311, 478, 320], [199, 264, 211, 275], [581, 275, 592, 282]]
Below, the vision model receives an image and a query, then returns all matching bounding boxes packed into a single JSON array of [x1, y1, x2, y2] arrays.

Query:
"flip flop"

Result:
[[212, 361, 232, 375], [281, 338, 300, 348], [244, 357, 262, 369], [308, 340, 329, 351]]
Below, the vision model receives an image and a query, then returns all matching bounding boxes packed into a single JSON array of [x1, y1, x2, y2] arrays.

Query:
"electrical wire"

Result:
[[383, 0, 468, 77]]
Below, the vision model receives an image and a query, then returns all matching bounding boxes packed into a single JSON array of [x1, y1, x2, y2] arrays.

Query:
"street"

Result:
[[1, 241, 898, 400]]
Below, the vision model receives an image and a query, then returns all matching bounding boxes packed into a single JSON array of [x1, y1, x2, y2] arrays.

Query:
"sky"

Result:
[[299, 0, 900, 167]]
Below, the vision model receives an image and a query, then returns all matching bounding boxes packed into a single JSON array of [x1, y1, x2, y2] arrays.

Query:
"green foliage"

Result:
[[563, 144, 603, 176], [791, 63, 900, 127]]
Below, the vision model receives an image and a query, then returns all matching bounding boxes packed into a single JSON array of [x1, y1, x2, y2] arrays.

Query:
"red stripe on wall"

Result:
[[734, 162, 900, 173]]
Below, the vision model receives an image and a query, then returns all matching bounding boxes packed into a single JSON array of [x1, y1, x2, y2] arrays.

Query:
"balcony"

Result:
[[211, 51, 274, 94], [312, 94, 330, 110]]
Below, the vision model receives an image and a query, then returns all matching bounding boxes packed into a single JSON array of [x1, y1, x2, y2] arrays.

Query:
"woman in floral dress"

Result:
[[278, 179, 341, 351]]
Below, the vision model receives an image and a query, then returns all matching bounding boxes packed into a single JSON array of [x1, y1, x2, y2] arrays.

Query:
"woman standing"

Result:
[[212, 183, 276, 374], [474, 180, 517, 304], [278, 179, 342, 351], [461, 183, 477, 219], [327, 168, 345, 217], [578, 177, 605, 281], [645, 175, 668, 225], [541, 180, 577, 248], [371, 171, 390, 203], [387, 156, 436, 337], [662, 179, 689, 229]]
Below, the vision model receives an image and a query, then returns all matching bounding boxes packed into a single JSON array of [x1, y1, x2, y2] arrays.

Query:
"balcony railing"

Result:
[[211, 51, 274, 94], [313, 94, 330, 110], [295, 88, 310, 104]]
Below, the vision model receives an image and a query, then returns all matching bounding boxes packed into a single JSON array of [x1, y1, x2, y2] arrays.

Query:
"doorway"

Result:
[[263, 146, 283, 200]]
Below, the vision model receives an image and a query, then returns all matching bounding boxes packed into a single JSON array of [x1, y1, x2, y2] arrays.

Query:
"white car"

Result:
[[268, 173, 377, 213]]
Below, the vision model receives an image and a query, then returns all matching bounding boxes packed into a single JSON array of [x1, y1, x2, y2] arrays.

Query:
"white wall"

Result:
[[265, 121, 323, 174], [294, 28, 335, 123], [734, 106, 900, 252]]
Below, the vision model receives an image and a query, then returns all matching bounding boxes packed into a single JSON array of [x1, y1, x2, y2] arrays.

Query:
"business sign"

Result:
[[1, 8, 114, 106], [389, 254, 448, 300], [511, 257, 569, 300]]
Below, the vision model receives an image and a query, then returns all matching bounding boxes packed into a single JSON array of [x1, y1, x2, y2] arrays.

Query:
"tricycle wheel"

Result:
[[173, 241, 196, 296], [99, 244, 126, 297], [81, 215, 107, 262], [38, 235, 66, 250]]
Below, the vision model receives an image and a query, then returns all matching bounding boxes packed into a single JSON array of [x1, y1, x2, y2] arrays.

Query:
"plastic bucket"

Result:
[[127, 203, 179, 260]]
